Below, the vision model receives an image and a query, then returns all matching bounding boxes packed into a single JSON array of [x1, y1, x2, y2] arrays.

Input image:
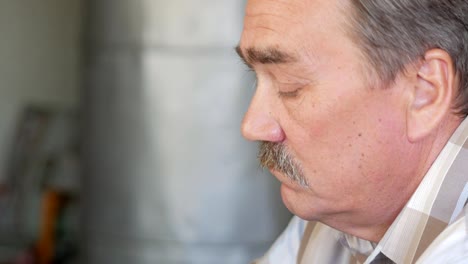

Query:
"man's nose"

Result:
[[241, 92, 285, 142]]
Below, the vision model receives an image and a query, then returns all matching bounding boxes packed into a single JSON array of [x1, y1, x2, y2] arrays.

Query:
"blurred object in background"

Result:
[[0, 0, 83, 263], [82, 0, 290, 264], [0, 107, 80, 264]]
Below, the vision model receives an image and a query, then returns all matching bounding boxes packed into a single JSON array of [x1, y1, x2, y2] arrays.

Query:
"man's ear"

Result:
[[406, 49, 456, 142]]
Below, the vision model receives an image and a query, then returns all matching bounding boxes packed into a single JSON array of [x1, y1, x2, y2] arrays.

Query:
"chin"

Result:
[[280, 183, 308, 218], [280, 183, 325, 221]]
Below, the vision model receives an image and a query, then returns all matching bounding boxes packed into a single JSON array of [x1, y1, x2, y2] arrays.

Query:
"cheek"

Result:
[[336, 110, 407, 194], [288, 94, 405, 189]]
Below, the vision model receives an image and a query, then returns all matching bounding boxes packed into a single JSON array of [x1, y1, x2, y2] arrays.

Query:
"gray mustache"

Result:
[[258, 141, 309, 188]]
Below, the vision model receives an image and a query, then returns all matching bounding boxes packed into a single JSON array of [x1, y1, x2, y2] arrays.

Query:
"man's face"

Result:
[[238, 0, 419, 230]]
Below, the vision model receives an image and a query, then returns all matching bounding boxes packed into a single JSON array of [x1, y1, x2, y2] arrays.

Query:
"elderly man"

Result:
[[236, 0, 468, 263]]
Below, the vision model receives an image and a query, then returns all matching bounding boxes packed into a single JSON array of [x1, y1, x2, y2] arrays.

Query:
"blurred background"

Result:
[[0, 1, 290, 264]]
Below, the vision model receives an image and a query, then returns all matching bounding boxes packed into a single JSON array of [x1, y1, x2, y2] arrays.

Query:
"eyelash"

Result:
[[278, 88, 302, 99], [247, 68, 303, 99]]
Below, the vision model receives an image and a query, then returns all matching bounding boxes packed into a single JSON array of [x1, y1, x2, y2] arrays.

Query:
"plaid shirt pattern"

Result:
[[255, 118, 468, 264], [366, 117, 468, 263]]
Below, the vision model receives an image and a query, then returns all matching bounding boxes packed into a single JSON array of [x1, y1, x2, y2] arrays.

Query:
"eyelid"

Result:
[[278, 87, 303, 98]]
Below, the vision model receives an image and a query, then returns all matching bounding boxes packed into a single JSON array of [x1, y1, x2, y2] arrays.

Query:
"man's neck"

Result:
[[324, 116, 463, 243]]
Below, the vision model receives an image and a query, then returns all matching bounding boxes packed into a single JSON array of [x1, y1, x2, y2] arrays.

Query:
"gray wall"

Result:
[[83, 1, 290, 264], [0, 1, 290, 263], [0, 0, 83, 181]]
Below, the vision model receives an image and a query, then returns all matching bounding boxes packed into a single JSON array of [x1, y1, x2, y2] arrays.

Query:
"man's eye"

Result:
[[278, 88, 302, 99]]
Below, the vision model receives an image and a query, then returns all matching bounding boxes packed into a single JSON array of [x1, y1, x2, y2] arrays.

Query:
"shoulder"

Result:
[[416, 213, 468, 264]]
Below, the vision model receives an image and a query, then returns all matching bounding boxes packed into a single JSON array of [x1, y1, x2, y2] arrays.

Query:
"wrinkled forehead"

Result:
[[244, 0, 349, 19], [245, 0, 308, 16], [242, 0, 349, 39], [240, 0, 350, 60], [243, 0, 313, 33], [242, 0, 307, 50]]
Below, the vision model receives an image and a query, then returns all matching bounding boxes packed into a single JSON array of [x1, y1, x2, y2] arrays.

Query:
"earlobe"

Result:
[[406, 49, 455, 142]]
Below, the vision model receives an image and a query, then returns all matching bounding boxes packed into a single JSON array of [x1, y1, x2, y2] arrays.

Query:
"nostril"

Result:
[[268, 124, 286, 142]]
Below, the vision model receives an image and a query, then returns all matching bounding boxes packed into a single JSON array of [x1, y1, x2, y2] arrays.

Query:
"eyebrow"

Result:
[[235, 45, 297, 68]]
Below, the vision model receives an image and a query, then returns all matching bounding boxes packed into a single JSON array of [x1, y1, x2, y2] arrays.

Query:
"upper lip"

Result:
[[269, 169, 292, 184]]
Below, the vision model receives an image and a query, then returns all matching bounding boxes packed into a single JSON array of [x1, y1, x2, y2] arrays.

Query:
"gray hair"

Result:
[[346, 0, 468, 116]]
